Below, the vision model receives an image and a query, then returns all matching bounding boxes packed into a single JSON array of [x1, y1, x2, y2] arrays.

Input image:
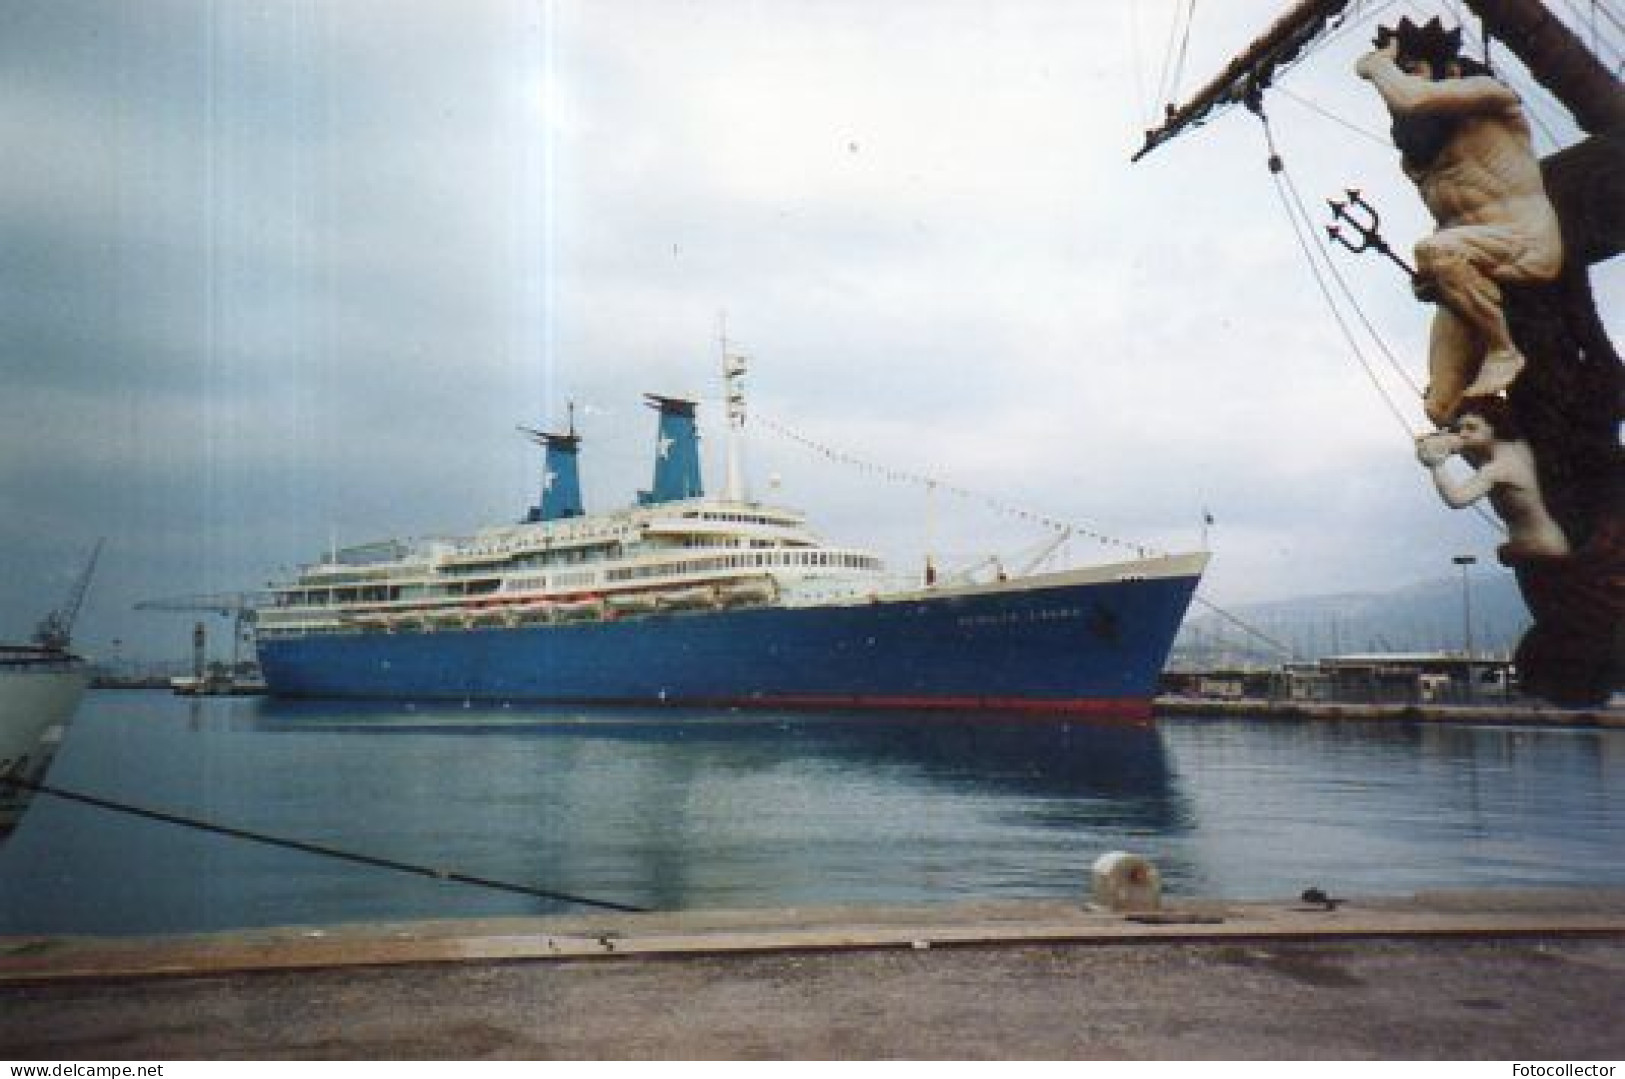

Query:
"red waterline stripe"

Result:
[[274, 687, 1155, 723]]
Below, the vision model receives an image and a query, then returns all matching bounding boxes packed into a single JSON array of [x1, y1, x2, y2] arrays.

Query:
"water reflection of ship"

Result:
[[253, 699, 1182, 819], [244, 699, 1192, 912]]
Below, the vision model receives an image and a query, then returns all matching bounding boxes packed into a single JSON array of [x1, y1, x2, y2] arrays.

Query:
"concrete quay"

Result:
[[1155, 695, 1624, 727], [3, 888, 1624, 1059]]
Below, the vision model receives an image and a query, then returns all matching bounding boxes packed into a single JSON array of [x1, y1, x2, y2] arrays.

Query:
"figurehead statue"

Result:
[[1357, 19, 1564, 426]]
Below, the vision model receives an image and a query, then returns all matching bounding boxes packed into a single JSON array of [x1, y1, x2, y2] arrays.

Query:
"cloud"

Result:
[[1, 0, 1616, 656]]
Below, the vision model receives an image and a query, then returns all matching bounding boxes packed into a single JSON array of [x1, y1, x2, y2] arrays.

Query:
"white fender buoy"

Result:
[[1090, 851, 1162, 913]]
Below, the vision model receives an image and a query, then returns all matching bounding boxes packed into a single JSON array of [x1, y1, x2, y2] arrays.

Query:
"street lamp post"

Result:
[[1453, 555, 1477, 702]]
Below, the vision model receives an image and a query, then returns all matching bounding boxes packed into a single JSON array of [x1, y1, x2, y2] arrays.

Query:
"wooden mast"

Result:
[[1458, 0, 1621, 706], [1461, 0, 1625, 136], [1131, 0, 1352, 161]]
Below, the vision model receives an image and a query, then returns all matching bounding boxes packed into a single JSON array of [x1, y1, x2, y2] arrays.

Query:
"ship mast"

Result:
[[1133, 0, 1625, 162], [1132, 0, 1351, 162], [1461, 0, 1625, 136], [720, 315, 749, 503]]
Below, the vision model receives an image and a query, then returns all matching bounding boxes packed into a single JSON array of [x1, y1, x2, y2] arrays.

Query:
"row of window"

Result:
[[277, 549, 880, 607], [607, 550, 880, 582], [277, 577, 499, 607], [280, 584, 403, 606], [695, 511, 786, 526]]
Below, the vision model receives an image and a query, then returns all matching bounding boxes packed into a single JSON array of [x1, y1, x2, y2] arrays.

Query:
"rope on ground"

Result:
[[0, 775, 649, 914]]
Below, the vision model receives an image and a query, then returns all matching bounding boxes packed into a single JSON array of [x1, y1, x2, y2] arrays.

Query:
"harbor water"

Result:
[[1, 690, 1622, 936]]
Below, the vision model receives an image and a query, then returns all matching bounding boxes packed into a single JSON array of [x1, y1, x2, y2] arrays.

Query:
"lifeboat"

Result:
[[658, 586, 718, 611], [607, 592, 660, 614], [552, 597, 605, 622], [717, 578, 777, 607]]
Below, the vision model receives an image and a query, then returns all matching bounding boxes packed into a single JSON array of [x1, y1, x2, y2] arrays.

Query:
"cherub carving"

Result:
[[1415, 396, 1570, 560]]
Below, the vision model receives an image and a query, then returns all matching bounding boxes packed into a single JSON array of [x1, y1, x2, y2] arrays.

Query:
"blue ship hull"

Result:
[[257, 567, 1201, 718]]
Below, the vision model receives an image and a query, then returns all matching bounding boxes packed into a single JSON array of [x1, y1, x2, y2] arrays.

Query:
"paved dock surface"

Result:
[[4, 890, 1624, 1059]]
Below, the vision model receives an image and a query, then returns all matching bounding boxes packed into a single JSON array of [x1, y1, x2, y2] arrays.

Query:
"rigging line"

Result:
[[0, 775, 650, 914], [1269, 116, 1420, 399], [1595, 0, 1625, 39], [1152, 0, 1176, 117], [1495, 65, 1573, 151], [1168, 0, 1200, 109], [1558, 0, 1625, 41], [752, 412, 1163, 558], [1272, 84, 1394, 148], [1131, 3, 1155, 130], [1140, 0, 1396, 156], [1275, 162, 1424, 397], [1260, 112, 1505, 537], [1257, 110, 1420, 438], [1190, 593, 1298, 658], [1153, 0, 1192, 116], [1297, 0, 1406, 63]]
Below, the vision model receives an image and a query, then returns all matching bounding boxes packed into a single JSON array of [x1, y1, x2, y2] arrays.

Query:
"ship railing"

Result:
[[0, 649, 85, 673], [287, 567, 799, 635]]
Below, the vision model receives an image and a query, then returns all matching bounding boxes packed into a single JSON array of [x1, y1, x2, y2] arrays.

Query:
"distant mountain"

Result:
[[1172, 572, 1529, 667]]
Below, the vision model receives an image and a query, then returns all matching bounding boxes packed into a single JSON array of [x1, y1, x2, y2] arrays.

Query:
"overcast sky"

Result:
[[2, 0, 1618, 660]]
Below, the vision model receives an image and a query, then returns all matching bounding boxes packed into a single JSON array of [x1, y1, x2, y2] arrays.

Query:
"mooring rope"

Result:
[[0, 775, 649, 914], [1190, 594, 1299, 660]]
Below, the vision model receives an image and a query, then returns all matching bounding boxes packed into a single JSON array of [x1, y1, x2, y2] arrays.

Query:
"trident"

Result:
[[1326, 189, 1416, 278]]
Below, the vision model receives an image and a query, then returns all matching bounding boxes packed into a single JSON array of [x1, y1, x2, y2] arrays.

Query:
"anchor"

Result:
[[1326, 189, 1416, 278]]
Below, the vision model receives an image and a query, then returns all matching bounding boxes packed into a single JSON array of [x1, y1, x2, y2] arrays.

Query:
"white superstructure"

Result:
[[257, 497, 891, 641]]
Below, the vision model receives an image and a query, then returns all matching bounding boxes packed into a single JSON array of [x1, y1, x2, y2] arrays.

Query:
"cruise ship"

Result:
[[255, 356, 1206, 718]]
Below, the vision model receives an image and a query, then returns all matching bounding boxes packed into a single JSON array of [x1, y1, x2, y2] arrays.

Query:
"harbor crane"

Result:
[[33, 538, 104, 651], [133, 590, 266, 673]]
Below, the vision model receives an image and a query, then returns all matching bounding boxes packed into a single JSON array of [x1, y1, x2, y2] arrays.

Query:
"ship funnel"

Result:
[[638, 394, 703, 505], [521, 426, 585, 522]]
